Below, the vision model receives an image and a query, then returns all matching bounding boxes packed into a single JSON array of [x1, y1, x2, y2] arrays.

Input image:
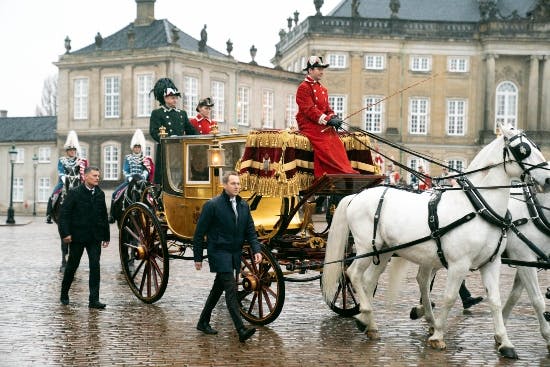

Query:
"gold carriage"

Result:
[[118, 127, 383, 325]]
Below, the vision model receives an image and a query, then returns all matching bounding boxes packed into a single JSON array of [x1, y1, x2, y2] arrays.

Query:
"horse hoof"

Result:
[[410, 307, 420, 320], [355, 319, 367, 333], [498, 346, 518, 359], [427, 339, 446, 350], [366, 330, 380, 340], [544, 312, 550, 322]]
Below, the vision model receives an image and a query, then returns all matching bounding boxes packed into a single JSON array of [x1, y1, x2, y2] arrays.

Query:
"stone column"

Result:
[[541, 56, 550, 131], [527, 55, 540, 131], [349, 52, 363, 127], [484, 54, 496, 131]]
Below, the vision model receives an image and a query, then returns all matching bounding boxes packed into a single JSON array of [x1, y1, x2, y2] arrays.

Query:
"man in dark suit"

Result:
[[59, 166, 110, 309], [193, 171, 263, 342]]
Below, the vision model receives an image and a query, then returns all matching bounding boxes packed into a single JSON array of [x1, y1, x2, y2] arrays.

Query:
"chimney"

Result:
[[135, 0, 156, 26], [0, 110, 7, 118]]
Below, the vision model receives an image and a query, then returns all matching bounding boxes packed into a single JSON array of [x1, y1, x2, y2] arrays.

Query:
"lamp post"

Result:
[[32, 154, 38, 216], [6, 145, 17, 224]]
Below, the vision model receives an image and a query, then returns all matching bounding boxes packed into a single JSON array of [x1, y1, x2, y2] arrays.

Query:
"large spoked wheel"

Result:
[[238, 244, 285, 325], [119, 202, 169, 303], [320, 270, 360, 317]]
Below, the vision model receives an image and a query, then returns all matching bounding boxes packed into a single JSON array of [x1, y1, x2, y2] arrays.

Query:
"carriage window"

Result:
[[219, 141, 246, 180], [187, 145, 210, 183], [166, 141, 183, 191]]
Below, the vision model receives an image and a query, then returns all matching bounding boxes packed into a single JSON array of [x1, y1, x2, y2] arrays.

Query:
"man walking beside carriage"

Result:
[[108, 129, 154, 223], [46, 130, 88, 223], [193, 171, 262, 342]]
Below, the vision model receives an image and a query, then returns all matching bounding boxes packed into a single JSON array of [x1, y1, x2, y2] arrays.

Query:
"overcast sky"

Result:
[[0, 0, 342, 117]]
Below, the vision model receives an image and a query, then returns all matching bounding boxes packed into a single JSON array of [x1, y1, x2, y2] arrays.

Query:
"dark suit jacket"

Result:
[[193, 191, 261, 272], [59, 184, 110, 244]]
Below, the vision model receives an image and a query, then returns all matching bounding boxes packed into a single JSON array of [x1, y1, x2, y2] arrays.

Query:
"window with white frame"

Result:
[[365, 54, 385, 70], [262, 89, 274, 128], [363, 96, 384, 133], [211, 81, 225, 122], [15, 148, 24, 163], [237, 86, 250, 126], [408, 158, 428, 184], [447, 56, 469, 73], [145, 143, 154, 159], [38, 147, 51, 162], [103, 144, 119, 180], [495, 81, 518, 129], [285, 94, 297, 128], [409, 97, 429, 134], [38, 177, 50, 202], [447, 159, 466, 173], [137, 74, 153, 117], [79, 144, 88, 161], [13, 177, 23, 202], [446, 99, 467, 136], [329, 95, 346, 118], [104, 76, 120, 118], [74, 78, 88, 119], [410, 55, 432, 72], [184, 76, 199, 113], [328, 53, 347, 69]]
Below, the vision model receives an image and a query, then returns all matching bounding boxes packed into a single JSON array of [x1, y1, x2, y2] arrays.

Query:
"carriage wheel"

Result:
[[141, 185, 162, 215], [119, 202, 169, 303], [238, 245, 285, 325], [320, 271, 360, 317]]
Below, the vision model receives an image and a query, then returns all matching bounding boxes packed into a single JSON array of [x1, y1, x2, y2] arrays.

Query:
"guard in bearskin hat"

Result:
[[149, 78, 198, 183], [46, 130, 88, 223], [108, 129, 154, 223]]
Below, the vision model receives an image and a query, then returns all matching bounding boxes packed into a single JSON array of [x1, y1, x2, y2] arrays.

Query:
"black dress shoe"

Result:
[[46, 215, 53, 224], [462, 296, 483, 309], [89, 301, 106, 309], [196, 323, 218, 335], [108, 215, 115, 224], [60, 296, 69, 305], [237, 327, 256, 342]]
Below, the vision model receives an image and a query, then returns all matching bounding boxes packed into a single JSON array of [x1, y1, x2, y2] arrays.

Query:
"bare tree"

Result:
[[36, 74, 58, 116]]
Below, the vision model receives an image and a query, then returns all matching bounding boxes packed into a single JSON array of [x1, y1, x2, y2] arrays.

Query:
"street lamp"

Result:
[[32, 154, 38, 216], [6, 145, 17, 224]]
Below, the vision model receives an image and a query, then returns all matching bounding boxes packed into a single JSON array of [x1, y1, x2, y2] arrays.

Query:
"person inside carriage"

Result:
[[108, 129, 154, 223], [189, 97, 216, 135], [46, 130, 88, 224], [149, 78, 198, 184]]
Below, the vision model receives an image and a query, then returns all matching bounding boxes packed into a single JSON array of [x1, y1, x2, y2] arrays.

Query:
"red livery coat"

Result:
[[295, 76, 357, 177], [189, 114, 216, 135]]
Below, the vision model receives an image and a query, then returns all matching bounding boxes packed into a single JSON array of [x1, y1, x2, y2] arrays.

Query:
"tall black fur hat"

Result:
[[151, 78, 181, 105]]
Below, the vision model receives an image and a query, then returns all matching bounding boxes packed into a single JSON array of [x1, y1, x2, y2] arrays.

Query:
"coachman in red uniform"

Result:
[[189, 97, 216, 135], [295, 56, 358, 177]]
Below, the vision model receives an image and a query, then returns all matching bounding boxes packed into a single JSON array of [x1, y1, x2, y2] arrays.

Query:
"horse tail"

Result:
[[322, 194, 353, 305], [386, 256, 412, 310]]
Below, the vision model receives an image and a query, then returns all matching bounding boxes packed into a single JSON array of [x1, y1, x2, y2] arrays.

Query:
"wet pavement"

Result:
[[1, 216, 550, 366]]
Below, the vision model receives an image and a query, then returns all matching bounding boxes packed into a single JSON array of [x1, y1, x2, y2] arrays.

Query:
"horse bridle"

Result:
[[503, 132, 548, 178]]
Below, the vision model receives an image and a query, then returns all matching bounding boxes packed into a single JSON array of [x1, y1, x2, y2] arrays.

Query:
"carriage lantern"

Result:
[[208, 124, 225, 167]]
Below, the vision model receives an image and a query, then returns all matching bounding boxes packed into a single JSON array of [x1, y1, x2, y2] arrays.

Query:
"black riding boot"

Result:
[[46, 197, 53, 223]]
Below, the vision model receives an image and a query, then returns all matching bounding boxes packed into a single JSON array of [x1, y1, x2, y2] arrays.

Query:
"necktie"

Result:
[[231, 198, 238, 221]]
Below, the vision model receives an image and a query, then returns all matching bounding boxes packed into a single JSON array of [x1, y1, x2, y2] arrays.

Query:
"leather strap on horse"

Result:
[[522, 184, 550, 236], [330, 211, 477, 266], [428, 190, 448, 268], [508, 223, 550, 263], [371, 187, 390, 265]]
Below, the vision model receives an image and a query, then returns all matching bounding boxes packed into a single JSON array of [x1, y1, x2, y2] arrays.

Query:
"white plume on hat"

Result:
[[63, 130, 81, 154], [130, 129, 146, 149]]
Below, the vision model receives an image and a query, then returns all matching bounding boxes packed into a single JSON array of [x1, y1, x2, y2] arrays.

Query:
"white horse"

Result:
[[322, 124, 550, 359], [502, 180, 550, 351]]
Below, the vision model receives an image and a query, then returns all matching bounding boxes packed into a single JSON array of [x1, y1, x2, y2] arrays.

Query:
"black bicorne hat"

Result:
[[303, 56, 329, 71], [196, 97, 214, 112]]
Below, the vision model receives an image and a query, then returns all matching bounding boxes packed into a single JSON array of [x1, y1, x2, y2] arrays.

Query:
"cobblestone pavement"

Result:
[[1, 216, 550, 366]]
